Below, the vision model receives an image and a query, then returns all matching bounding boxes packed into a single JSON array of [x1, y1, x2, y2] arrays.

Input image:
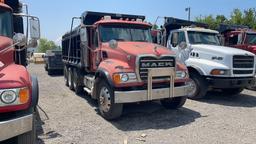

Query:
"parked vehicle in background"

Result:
[[0, 0, 40, 143], [30, 53, 45, 64], [44, 49, 64, 75], [219, 24, 256, 90], [62, 11, 190, 120], [162, 17, 256, 99]]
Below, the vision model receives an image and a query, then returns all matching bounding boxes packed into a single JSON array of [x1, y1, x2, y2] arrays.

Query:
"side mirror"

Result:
[[109, 40, 118, 49], [178, 42, 187, 50], [13, 33, 26, 47], [30, 18, 40, 40], [172, 33, 178, 47], [80, 27, 88, 43], [28, 39, 38, 48]]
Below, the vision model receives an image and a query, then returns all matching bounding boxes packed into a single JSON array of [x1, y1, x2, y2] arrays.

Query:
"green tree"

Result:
[[38, 38, 57, 53], [243, 8, 256, 29], [230, 9, 243, 25]]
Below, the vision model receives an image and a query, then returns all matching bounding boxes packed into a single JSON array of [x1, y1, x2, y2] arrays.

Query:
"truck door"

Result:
[[167, 31, 186, 53]]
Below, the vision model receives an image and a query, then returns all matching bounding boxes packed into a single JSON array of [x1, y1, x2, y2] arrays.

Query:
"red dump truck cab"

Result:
[[62, 11, 190, 120], [219, 24, 256, 54], [0, 1, 40, 143]]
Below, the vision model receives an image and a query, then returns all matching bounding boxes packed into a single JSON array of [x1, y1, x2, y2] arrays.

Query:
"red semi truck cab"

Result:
[[62, 12, 190, 120], [0, 1, 40, 143]]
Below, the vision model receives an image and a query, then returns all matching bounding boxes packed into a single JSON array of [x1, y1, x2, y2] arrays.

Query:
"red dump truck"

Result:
[[62, 11, 190, 120], [0, 0, 40, 143]]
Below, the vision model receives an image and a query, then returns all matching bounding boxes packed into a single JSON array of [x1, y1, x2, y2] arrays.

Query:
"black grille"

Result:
[[233, 70, 254, 75], [138, 56, 175, 81], [233, 55, 254, 68]]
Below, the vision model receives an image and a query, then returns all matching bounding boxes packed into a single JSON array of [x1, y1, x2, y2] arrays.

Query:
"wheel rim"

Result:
[[68, 70, 72, 87], [99, 86, 111, 113], [188, 79, 197, 97]]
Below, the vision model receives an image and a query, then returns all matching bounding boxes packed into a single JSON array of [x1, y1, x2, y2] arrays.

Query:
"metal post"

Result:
[[185, 7, 191, 21]]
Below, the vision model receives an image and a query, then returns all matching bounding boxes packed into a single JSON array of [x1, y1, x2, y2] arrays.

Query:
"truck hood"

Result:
[[192, 44, 255, 56], [0, 64, 30, 89], [0, 36, 14, 67], [103, 42, 174, 57]]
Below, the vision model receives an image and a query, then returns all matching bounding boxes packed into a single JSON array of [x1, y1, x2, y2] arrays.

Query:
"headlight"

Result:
[[210, 69, 230, 76], [0, 90, 17, 104], [0, 87, 30, 106], [176, 71, 187, 79], [113, 73, 137, 84]]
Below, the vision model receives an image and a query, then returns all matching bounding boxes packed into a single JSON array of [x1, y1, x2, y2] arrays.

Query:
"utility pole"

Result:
[[185, 7, 191, 21]]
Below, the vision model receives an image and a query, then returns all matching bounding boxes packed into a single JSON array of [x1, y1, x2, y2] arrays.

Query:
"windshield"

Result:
[[99, 24, 152, 43], [247, 33, 256, 45], [188, 31, 220, 45], [0, 9, 12, 38]]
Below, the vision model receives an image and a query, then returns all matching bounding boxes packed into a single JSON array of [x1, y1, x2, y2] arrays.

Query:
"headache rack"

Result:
[[81, 11, 146, 25], [218, 24, 250, 34]]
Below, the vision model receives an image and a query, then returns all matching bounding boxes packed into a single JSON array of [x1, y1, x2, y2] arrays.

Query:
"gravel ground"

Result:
[[28, 64, 256, 144]]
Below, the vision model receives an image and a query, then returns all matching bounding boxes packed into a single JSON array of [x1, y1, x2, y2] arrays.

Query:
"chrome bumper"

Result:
[[115, 68, 189, 103], [0, 114, 33, 141], [115, 84, 190, 103]]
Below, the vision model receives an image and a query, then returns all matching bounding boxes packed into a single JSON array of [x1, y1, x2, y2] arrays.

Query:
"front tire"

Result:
[[188, 72, 208, 99], [17, 113, 36, 144], [160, 97, 187, 109], [97, 80, 123, 120]]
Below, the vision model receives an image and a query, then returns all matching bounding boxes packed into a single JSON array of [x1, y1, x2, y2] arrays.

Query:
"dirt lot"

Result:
[[29, 64, 256, 144]]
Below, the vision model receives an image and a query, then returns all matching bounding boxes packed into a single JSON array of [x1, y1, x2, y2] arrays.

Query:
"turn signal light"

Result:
[[113, 74, 121, 84], [0, 0, 5, 3], [19, 88, 30, 104], [210, 69, 226, 75]]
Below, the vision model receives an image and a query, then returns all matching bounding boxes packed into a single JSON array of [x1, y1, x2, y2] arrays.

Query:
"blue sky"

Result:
[[22, 0, 255, 45]]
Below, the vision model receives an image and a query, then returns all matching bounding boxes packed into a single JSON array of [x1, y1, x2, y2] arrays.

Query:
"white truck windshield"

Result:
[[0, 9, 12, 38], [188, 31, 220, 45], [247, 33, 256, 45], [99, 24, 152, 43]]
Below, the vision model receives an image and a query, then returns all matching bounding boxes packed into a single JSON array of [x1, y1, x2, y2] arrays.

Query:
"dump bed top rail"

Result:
[[81, 11, 145, 25], [218, 24, 250, 33], [164, 17, 208, 32]]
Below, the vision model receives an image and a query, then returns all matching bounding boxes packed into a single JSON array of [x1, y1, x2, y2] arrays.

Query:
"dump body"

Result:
[[44, 50, 64, 74]]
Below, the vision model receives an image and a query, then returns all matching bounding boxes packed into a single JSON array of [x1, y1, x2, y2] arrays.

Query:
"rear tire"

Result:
[[97, 79, 123, 120], [188, 72, 208, 100], [73, 68, 84, 95], [160, 97, 187, 109], [64, 66, 68, 86], [44, 64, 48, 71], [17, 113, 36, 144], [68, 68, 74, 90], [222, 88, 244, 95]]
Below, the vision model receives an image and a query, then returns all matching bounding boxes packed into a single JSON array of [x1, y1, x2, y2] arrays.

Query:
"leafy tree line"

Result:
[[38, 38, 61, 53], [195, 8, 256, 30]]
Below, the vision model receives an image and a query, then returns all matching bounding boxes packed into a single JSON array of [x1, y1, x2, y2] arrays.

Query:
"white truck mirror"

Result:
[[30, 18, 40, 40], [179, 42, 187, 50]]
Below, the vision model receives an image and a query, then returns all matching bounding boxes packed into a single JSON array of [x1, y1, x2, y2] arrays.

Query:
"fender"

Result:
[[95, 68, 114, 87], [187, 65, 205, 75], [31, 75, 39, 108]]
